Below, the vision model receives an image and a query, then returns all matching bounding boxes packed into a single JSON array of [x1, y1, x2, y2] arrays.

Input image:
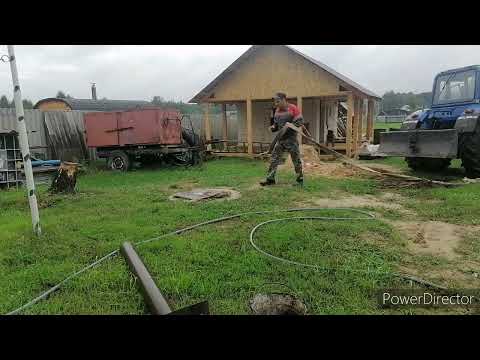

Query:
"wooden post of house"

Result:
[[352, 97, 360, 158], [346, 94, 354, 158], [221, 103, 228, 150], [315, 98, 321, 143], [367, 98, 374, 142], [204, 103, 212, 151], [246, 98, 253, 155], [356, 98, 364, 159]]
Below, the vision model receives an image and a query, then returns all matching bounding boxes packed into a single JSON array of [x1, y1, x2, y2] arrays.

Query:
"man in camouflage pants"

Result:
[[260, 92, 304, 186]]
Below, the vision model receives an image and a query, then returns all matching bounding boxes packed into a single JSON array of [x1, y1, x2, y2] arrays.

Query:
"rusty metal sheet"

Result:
[[84, 108, 182, 148], [84, 111, 119, 147]]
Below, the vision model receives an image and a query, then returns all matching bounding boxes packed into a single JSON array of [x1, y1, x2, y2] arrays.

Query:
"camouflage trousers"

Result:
[[266, 140, 303, 181]]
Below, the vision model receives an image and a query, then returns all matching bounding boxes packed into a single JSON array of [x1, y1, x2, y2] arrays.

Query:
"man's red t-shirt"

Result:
[[273, 103, 303, 140]]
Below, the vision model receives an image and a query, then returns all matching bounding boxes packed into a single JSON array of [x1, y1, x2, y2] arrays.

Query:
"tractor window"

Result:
[[433, 70, 476, 105]]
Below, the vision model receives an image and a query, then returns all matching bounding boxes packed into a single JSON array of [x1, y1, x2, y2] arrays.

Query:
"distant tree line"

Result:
[[151, 96, 224, 114], [56, 90, 73, 99], [0, 95, 34, 109], [381, 91, 432, 112]]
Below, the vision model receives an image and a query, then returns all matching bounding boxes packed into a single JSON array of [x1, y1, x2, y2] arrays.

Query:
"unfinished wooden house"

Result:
[[189, 45, 381, 158]]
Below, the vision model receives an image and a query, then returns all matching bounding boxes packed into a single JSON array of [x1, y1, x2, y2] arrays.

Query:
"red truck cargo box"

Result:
[[84, 108, 182, 148]]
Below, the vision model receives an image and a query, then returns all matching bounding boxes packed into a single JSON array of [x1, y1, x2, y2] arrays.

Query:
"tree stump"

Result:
[[49, 162, 79, 194]]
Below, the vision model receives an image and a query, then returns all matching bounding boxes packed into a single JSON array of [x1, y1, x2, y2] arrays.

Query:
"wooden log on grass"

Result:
[[49, 162, 79, 194]]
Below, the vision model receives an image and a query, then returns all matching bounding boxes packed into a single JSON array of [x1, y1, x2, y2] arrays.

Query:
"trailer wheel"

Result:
[[182, 128, 205, 164], [405, 157, 451, 172], [460, 126, 480, 178], [107, 151, 131, 171], [182, 128, 201, 147]]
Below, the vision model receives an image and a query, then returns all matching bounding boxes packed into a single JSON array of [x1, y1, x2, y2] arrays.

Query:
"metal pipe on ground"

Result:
[[120, 242, 172, 315]]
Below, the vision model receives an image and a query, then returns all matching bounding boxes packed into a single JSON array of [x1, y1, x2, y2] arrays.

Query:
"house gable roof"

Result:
[[189, 45, 381, 103]]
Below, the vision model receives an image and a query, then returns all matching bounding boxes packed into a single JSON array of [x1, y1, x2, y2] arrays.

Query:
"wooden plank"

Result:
[[315, 98, 321, 142], [212, 152, 254, 158], [44, 111, 88, 162], [333, 143, 347, 150], [367, 99, 374, 141], [346, 94, 354, 158], [352, 97, 360, 160], [357, 98, 364, 156], [246, 98, 253, 155], [204, 91, 353, 103]]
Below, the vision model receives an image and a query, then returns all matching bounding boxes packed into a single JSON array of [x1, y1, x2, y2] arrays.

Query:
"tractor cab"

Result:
[[416, 65, 480, 130], [379, 65, 480, 177]]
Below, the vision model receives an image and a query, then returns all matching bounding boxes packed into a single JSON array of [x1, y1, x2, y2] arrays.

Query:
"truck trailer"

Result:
[[84, 108, 202, 171]]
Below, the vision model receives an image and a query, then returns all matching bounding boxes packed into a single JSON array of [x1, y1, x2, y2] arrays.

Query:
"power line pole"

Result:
[[6, 45, 41, 236]]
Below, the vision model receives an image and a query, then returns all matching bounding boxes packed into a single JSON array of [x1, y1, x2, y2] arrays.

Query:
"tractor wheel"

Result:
[[405, 157, 451, 172], [107, 151, 132, 172], [460, 126, 480, 178], [405, 157, 422, 171]]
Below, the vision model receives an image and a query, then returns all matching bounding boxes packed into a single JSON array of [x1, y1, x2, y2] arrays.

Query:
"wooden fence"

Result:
[[185, 113, 238, 140]]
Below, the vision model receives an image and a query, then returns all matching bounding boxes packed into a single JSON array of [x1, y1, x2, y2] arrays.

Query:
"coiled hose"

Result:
[[6, 207, 446, 315]]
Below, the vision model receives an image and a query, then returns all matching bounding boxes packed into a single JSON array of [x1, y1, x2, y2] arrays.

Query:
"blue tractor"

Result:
[[379, 65, 480, 178]]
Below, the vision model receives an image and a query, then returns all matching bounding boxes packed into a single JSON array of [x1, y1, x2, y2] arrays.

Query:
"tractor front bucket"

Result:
[[378, 129, 458, 158]]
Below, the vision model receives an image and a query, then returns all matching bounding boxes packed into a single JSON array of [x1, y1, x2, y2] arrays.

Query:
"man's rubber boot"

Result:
[[260, 179, 276, 186], [295, 176, 304, 187]]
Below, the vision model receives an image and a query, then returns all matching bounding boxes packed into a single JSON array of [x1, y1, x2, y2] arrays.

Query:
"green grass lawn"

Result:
[[374, 122, 402, 130], [1, 157, 479, 315]]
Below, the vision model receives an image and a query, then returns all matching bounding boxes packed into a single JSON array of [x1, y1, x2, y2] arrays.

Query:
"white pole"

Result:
[[6, 45, 41, 236]]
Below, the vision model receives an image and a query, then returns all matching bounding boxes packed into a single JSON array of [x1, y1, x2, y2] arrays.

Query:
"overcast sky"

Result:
[[1, 45, 479, 104]]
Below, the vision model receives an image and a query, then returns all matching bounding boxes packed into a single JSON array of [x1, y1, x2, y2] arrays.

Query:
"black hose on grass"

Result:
[[6, 207, 446, 315]]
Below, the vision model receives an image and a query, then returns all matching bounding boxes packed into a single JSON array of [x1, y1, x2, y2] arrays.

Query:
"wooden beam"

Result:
[[212, 152, 254, 158], [346, 94, 354, 158], [246, 98, 253, 155], [204, 103, 212, 151], [221, 104, 227, 150], [204, 91, 354, 104], [352, 97, 359, 159], [367, 99, 374, 142], [315, 98, 321, 143], [357, 98, 364, 150], [333, 143, 347, 150], [318, 155, 336, 161]]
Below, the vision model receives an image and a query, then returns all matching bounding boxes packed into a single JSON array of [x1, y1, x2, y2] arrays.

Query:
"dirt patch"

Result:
[[278, 145, 363, 178], [249, 293, 307, 315], [308, 193, 414, 215], [278, 145, 406, 179], [390, 221, 468, 260], [397, 265, 479, 289]]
